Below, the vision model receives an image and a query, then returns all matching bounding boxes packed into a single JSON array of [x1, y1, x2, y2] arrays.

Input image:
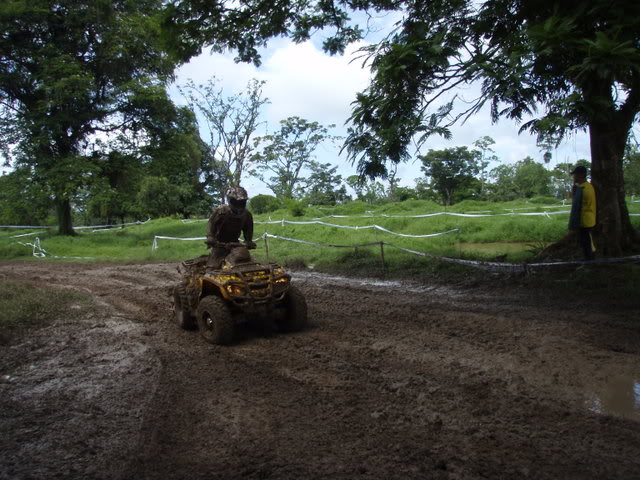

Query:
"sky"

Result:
[[0, 15, 601, 193], [169, 34, 594, 197]]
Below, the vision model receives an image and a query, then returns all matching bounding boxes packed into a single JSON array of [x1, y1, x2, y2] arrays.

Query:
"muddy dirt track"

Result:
[[1, 261, 639, 480]]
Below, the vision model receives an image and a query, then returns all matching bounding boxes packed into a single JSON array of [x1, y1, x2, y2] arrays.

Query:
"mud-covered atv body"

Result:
[[172, 244, 307, 345]]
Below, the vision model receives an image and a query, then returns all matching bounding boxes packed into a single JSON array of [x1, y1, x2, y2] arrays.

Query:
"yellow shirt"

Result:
[[579, 182, 596, 228]]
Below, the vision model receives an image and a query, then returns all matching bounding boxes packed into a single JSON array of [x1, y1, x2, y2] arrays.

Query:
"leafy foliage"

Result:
[[624, 146, 640, 196], [489, 157, 552, 201], [249, 194, 281, 214], [0, 0, 177, 233], [0, 167, 52, 226], [419, 147, 481, 206], [251, 116, 339, 199], [301, 162, 349, 206]]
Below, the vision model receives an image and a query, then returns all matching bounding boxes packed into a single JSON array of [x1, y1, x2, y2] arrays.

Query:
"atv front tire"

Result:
[[196, 295, 234, 345], [173, 285, 195, 330], [277, 285, 308, 332]]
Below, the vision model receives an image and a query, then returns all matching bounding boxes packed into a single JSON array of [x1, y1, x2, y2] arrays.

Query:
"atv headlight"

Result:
[[214, 274, 242, 283], [226, 284, 247, 296]]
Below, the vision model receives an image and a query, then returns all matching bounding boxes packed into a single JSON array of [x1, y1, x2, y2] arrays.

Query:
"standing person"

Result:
[[206, 186, 256, 268], [568, 165, 596, 260]]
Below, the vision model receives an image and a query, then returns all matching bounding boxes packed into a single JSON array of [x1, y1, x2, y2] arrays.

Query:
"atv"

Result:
[[171, 242, 308, 345]]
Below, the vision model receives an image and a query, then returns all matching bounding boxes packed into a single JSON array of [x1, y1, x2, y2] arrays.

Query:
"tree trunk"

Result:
[[589, 121, 638, 256], [55, 197, 76, 236]]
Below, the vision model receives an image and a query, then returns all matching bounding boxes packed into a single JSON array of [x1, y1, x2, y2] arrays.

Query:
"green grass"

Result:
[[0, 280, 94, 345], [1, 198, 639, 280]]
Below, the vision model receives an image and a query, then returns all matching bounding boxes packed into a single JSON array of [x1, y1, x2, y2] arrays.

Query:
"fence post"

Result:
[[264, 233, 270, 261], [379, 242, 387, 276]]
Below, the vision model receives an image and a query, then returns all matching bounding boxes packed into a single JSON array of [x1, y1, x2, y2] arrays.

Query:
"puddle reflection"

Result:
[[587, 377, 640, 421]]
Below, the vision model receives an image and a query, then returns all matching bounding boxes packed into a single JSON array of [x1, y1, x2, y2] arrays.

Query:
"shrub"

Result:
[[284, 199, 306, 217], [250, 194, 281, 214]]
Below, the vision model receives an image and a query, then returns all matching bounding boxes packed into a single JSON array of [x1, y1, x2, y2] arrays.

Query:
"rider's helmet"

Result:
[[227, 185, 248, 211]]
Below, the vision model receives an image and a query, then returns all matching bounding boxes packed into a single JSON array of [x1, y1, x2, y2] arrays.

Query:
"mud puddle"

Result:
[[292, 270, 463, 296], [586, 375, 640, 421]]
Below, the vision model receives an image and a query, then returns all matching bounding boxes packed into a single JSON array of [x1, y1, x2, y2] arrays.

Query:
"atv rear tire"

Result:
[[196, 295, 234, 345], [277, 285, 308, 332], [173, 285, 195, 330]]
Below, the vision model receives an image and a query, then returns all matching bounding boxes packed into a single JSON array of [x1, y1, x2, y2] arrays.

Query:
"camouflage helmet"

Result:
[[226, 186, 248, 202]]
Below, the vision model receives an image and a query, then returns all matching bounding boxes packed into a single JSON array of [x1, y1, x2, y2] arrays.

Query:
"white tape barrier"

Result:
[[0, 218, 150, 231], [254, 219, 459, 238], [78, 218, 150, 231], [9, 231, 45, 238], [180, 208, 571, 224], [263, 233, 380, 249], [14, 237, 95, 260], [384, 242, 527, 272], [151, 226, 457, 250], [264, 233, 640, 272], [0, 225, 50, 229], [152, 235, 207, 249], [313, 210, 570, 220]]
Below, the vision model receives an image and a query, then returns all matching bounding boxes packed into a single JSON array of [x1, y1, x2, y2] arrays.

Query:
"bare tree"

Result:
[[179, 77, 269, 201]]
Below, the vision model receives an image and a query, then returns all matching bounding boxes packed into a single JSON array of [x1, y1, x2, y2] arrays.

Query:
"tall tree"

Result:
[[624, 145, 640, 197], [0, 0, 175, 234], [0, 167, 52, 226], [163, 0, 640, 254], [419, 147, 481, 206], [346, 175, 386, 204], [473, 136, 498, 197], [300, 161, 349, 206], [489, 158, 553, 201], [250, 116, 338, 199], [142, 106, 220, 215], [343, 1, 640, 255], [178, 77, 268, 201]]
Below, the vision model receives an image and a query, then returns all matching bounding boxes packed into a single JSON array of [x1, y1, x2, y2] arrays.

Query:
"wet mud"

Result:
[[1, 261, 639, 479]]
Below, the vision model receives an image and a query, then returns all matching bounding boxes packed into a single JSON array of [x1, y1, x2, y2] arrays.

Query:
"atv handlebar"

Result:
[[207, 240, 257, 250]]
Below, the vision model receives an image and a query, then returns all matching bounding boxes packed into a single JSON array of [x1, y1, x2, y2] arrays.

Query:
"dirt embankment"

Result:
[[1, 261, 639, 480]]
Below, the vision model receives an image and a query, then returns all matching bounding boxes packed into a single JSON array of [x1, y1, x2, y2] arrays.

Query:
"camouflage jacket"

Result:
[[206, 205, 254, 246]]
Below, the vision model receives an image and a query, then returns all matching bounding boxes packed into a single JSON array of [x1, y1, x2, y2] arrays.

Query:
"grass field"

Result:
[[0, 280, 93, 345], [2, 198, 639, 278]]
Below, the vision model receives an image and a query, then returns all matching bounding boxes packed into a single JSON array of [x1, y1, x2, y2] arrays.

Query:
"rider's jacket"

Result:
[[206, 205, 254, 246]]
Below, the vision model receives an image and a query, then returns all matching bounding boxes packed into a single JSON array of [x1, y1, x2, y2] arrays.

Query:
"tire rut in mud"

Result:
[[1, 262, 639, 480]]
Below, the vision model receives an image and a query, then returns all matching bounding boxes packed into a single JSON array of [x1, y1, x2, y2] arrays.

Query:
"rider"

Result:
[[206, 186, 256, 269]]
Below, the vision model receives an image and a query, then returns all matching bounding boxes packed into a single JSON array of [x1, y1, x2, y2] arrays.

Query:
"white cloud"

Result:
[[258, 41, 371, 127], [170, 38, 596, 196], [171, 40, 371, 130]]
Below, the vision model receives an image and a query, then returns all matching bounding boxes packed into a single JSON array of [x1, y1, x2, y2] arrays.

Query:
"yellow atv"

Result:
[[172, 242, 307, 345]]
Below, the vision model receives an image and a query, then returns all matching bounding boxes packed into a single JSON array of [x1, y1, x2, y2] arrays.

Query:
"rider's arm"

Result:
[[207, 208, 223, 246], [243, 210, 254, 243]]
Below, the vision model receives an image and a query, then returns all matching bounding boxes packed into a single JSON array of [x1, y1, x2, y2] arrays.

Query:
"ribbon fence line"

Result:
[[314, 210, 571, 219], [0, 218, 150, 231], [15, 237, 95, 260], [179, 209, 573, 225], [255, 220, 460, 238], [150, 232, 640, 273], [151, 225, 458, 250]]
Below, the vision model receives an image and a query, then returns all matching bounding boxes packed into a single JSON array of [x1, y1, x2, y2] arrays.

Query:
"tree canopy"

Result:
[[250, 116, 338, 199], [0, 0, 176, 233], [419, 147, 481, 206], [165, 0, 640, 254]]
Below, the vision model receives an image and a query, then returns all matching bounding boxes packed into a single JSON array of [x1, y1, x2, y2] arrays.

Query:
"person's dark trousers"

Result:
[[578, 227, 595, 260]]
